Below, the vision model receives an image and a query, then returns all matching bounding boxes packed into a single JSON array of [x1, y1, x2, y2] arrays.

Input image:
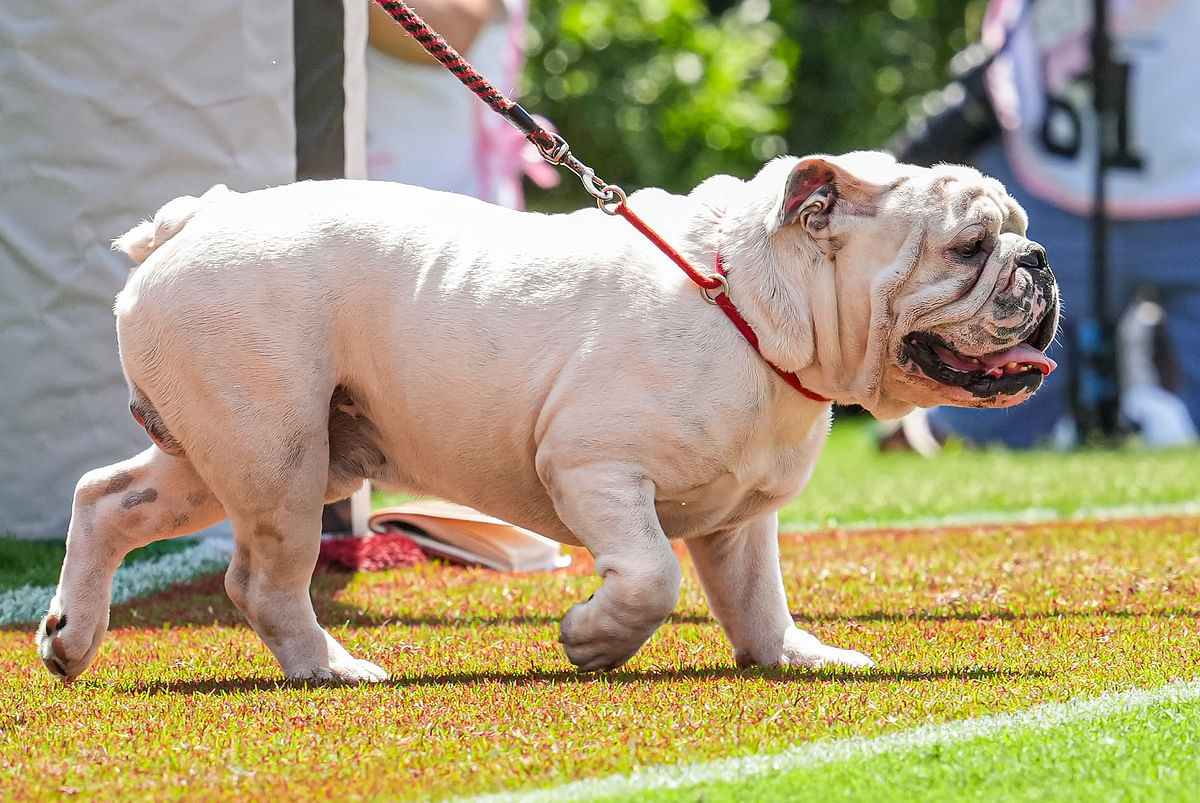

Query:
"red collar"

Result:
[[706, 251, 831, 402], [614, 203, 831, 404]]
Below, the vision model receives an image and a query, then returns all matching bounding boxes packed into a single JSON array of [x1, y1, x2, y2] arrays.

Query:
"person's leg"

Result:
[[1111, 212, 1200, 432]]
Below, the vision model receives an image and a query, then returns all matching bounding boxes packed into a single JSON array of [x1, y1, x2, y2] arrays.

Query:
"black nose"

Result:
[[1017, 246, 1049, 273]]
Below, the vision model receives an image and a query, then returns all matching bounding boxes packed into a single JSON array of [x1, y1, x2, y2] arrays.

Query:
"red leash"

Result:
[[373, 0, 830, 404]]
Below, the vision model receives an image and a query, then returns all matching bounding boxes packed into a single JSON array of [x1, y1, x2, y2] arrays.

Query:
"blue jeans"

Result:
[[928, 142, 1200, 448]]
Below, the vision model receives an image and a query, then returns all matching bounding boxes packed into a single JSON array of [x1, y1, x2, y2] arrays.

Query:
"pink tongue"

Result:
[[979, 343, 1057, 376], [934, 342, 1057, 376]]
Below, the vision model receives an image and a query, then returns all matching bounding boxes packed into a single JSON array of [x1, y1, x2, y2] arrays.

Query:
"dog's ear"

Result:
[[771, 154, 889, 234]]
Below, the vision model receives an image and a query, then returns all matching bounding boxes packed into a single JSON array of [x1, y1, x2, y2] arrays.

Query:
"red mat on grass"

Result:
[[316, 532, 428, 572]]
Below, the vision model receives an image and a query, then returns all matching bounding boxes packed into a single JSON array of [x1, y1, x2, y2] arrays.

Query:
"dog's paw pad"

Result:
[[559, 632, 639, 672], [558, 602, 649, 672], [37, 615, 72, 679], [41, 613, 69, 636]]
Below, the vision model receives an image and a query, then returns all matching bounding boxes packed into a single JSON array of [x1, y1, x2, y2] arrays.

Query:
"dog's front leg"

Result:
[[548, 463, 681, 671], [685, 514, 874, 669]]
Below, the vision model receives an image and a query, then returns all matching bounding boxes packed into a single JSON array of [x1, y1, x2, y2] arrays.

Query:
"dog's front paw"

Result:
[[280, 632, 389, 684], [738, 626, 875, 670], [36, 603, 108, 682], [285, 656, 389, 685], [558, 600, 648, 672]]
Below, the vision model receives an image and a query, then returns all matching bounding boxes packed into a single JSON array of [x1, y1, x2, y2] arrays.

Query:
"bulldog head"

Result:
[[752, 151, 1060, 418]]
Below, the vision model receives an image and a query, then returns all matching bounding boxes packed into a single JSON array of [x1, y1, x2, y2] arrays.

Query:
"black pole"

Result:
[[1072, 0, 1122, 442]]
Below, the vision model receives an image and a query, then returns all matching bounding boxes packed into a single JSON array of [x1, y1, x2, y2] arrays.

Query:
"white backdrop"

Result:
[[0, 1, 365, 538]]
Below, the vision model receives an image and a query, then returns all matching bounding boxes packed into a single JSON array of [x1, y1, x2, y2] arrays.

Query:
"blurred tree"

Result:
[[521, 0, 985, 208]]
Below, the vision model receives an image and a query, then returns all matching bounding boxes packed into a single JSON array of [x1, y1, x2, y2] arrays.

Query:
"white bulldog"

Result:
[[37, 152, 1058, 682]]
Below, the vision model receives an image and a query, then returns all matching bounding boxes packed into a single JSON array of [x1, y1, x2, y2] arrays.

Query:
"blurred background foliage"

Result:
[[520, 0, 985, 208]]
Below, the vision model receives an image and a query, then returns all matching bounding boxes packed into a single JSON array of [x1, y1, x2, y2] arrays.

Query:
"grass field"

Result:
[[1, 416, 1197, 801]]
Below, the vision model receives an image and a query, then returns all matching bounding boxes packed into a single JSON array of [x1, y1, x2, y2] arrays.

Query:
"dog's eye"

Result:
[[955, 239, 984, 260]]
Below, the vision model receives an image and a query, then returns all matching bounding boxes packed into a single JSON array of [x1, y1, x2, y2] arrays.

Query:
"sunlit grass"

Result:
[[2, 516, 1196, 801], [624, 691, 1200, 802], [4, 415, 1197, 799]]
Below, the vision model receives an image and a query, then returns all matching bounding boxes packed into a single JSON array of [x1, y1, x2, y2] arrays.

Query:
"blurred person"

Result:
[[1116, 297, 1197, 446], [891, 0, 1200, 449], [365, 0, 557, 208]]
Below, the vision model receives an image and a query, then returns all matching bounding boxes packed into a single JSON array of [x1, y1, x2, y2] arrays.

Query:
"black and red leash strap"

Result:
[[373, 0, 830, 403]]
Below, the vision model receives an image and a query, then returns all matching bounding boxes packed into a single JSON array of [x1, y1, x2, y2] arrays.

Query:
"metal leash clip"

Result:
[[577, 169, 626, 215], [522, 126, 625, 214]]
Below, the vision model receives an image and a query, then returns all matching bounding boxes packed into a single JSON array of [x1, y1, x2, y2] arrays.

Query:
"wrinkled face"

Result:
[[884, 166, 1060, 409], [754, 153, 1059, 417]]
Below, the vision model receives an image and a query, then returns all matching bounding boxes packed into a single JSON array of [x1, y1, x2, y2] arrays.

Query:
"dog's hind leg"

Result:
[[37, 446, 226, 680], [198, 420, 387, 684], [547, 463, 682, 671], [685, 514, 874, 670], [220, 512, 387, 683]]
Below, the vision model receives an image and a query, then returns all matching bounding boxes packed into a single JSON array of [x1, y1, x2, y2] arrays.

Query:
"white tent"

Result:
[[0, 0, 366, 538]]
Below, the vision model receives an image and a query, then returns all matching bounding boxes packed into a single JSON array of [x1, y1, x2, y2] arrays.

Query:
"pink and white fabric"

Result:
[[365, 0, 557, 208]]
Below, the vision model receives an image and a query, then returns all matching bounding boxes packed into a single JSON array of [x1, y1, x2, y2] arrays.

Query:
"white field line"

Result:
[[465, 678, 1200, 803], [0, 536, 233, 626], [786, 498, 1200, 533]]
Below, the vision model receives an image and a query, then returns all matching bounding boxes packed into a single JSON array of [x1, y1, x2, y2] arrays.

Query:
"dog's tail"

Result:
[[112, 184, 233, 265]]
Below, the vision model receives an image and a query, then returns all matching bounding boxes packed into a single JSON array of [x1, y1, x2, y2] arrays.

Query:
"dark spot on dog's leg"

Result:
[[186, 490, 210, 508], [169, 513, 190, 530], [105, 471, 134, 495], [121, 488, 158, 508], [253, 523, 285, 544]]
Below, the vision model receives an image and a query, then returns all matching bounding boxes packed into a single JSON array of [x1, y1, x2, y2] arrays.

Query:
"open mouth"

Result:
[[903, 319, 1057, 398]]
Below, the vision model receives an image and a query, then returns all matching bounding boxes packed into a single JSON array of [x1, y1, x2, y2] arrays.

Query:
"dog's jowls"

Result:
[[38, 152, 1058, 682]]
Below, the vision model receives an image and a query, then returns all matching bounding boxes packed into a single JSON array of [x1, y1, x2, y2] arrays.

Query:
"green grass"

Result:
[[617, 692, 1200, 802], [0, 541, 69, 590], [779, 414, 1200, 530], [2, 515, 1197, 801], [3, 416, 1199, 800]]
